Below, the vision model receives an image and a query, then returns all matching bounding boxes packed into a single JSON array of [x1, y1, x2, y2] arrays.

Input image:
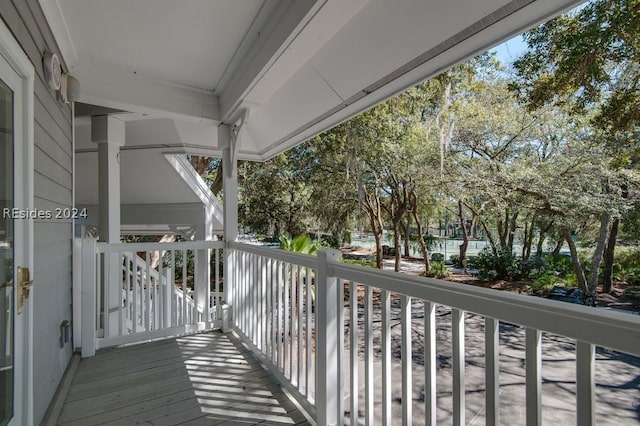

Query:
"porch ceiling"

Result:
[[42, 0, 584, 161]]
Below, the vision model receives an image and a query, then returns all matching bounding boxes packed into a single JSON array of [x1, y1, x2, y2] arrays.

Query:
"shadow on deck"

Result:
[[56, 332, 312, 425]]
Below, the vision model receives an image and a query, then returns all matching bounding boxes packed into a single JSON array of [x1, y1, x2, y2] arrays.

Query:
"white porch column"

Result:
[[220, 123, 238, 313], [92, 115, 125, 337], [194, 205, 213, 322]]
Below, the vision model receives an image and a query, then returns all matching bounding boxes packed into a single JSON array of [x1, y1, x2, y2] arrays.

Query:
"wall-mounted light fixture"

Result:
[[43, 52, 80, 104]]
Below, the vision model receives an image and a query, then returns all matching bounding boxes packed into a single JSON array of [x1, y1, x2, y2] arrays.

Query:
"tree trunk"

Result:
[[393, 221, 402, 272], [522, 214, 536, 260], [371, 219, 384, 269], [456, 200, 470, 268], [551, 237, 563, 258], [586, 211, 610, 302], [497, 209, 507, 249], [535, 221, 553, 257], [562, 227, 588, 293], [403, 216, 411, 257], [507, 211, 519, 252], [602, 217, 619, 293], [409, 190, 430, 273]]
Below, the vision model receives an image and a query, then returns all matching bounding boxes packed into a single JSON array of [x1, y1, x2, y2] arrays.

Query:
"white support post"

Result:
[[195, 208, 213, 322], [316, 249, 341, 426], [92, 115, 125, 337], [80, 238, 97, 358], [220, 124, 238, 314]]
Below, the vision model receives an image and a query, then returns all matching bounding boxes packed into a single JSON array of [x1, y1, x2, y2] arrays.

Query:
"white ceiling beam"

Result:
[[76, 65, 220, 123], [219, 0, 322, 123]]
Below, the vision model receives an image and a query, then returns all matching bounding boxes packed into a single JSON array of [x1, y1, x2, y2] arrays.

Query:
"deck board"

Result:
[[57, 332, 312, 425]]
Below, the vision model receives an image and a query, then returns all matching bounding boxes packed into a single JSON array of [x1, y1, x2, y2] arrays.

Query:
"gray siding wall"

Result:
[[0, 0, 73, 423]]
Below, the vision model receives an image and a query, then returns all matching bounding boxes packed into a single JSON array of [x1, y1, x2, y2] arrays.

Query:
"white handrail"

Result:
[[98, 240, 224, 252], [230, 242, 640, 426], [330, 261, 640, 356]]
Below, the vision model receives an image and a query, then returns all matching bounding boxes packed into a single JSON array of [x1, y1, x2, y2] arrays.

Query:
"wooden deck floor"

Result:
[[56, 332, 312, 425]]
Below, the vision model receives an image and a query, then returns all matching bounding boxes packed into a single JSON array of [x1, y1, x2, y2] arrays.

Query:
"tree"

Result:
[[512, 0, 640, 293], [239, 147, 311, 238]]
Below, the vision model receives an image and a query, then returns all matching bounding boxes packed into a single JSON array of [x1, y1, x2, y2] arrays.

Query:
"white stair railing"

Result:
[[78, 239, 224, 355]]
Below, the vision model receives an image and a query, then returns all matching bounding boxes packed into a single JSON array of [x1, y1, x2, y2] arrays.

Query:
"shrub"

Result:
[[424, 261, 450, 279], [475, 247, 520, 280], [526, 272, 577, 296], [623, 286, 640, 301], [431, 252, 445, 262], [320, 234, 340, 249], [449, 254, 460, 265], [343, 258, 377, 268], [467, 255, 479, 268]]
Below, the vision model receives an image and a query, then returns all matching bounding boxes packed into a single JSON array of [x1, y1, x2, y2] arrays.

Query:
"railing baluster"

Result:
[[145, 251, 151, 331], [271, 258, 277, 364], [526, 328, 542, 426], [289, 263, 296, 381], [242, 251, 247, 337], [278, 260, 284, 371], [452, 308, 465, 426], [350, 281, 359, 426], [193, 248, 199, 323], [364, 285, 373, 426], [337, 269, 345, 423], [305, 266, 312, 399], [252, 253, 258, 344], [402, 295, 412, 426], [485, 317, 500, 425], [132, 253, 138, 333], [297, 265, 304, 390], [117, 252, 124, 336], [214, 248, 220, 320], [261, 256, 267, 352], [102, 252, 109, 337], [158, 254, 163, 329], [284, 261, 290, 377], [576, 340, 595, 426], [425, 301, 436, 426], [245, 251, 249, 335], [120, 253, 131, 335], [124, 254, 130, 330], [171, 251, 176, 327], [182, 249, 187, 326]]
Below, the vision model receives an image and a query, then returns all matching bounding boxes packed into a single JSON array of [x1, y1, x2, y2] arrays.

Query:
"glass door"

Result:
[[0, 74, 14, 426]]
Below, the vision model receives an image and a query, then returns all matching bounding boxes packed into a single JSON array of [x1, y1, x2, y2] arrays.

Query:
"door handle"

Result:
[[17, 266, 33, 315]]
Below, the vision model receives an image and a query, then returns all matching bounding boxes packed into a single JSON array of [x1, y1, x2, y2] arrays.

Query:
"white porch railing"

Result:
[[76, 239, 224, 356], [230, 243, 640, 426]]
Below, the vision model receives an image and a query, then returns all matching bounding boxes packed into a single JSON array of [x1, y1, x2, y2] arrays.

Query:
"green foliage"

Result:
[[279, 235, 319, 255], [343, 258, 377, 268], [512, 0, 640, 147], [319, 234, 340, 249], [606, 246, 640, 284], [430, 252, 445, 262], [475, 247, 521, 280], [623, 286, 640, 301], [423, 261, 450, 279]]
